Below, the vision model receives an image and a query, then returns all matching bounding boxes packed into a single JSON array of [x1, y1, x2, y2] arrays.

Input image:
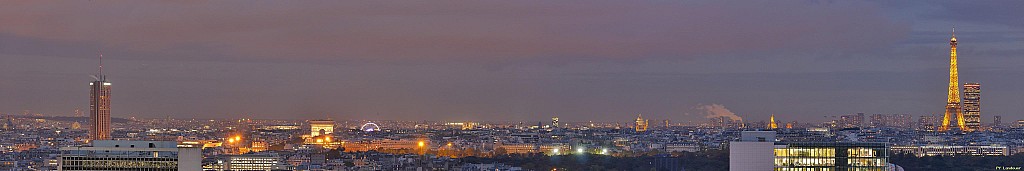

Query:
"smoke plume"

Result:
[[697, 104, 743, 121]]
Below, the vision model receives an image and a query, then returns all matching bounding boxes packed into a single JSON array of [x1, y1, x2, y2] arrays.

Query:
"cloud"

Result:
[[696, 104, 743, 121], [0, 1, 909, 63]]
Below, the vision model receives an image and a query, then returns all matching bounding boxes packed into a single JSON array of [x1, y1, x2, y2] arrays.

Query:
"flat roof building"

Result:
[[892, 144, 1008, 157], [730, 131, 891, 171], [203, 154, 289, 171], [58, 140, 201, 171]]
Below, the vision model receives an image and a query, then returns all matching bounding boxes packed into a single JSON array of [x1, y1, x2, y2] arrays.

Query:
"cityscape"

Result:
[[2, 1, 1024, 171]]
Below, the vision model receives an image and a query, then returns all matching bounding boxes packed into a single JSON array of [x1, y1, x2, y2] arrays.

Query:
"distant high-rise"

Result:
[[962, 83, 981, 131], [993, 115, 1002, 127], [768, 114, 778, 129], [869, 114, 913, 128], [551, 117, 559, 128], [918, 115, 937, 131], [89, 53, 112, 140], [836, 113, 864, 129], [940, 28, 966, 132], [857, 113, 866, 128]]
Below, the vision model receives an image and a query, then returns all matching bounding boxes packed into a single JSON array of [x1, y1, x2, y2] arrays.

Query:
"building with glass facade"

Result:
[[203, 154, 289, 171], [962, 83, 981, 131], [731, 131, 891, 171], [892, 144, 1007, 157], [774, 142, 889, 171], [58, 140, 201, 171]]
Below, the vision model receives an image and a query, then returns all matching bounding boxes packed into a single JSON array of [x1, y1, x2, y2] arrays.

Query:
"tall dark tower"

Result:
[[89, 53, 112, 140], [939, 28, 966, 132], [963, 83, 981, 131]]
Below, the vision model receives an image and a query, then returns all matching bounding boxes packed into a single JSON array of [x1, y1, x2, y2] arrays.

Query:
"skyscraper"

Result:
[[89, 54, 112, 140], [768, 114, 778, 129], [963, 83, 981, 131], [940, 28, 966, 132]]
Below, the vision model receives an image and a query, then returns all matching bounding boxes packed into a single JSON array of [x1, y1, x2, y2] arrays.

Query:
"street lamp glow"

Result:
[[552, 148, 559, 154], [576, 147, 584, 154], [601, 148, 608, 155], [418, 141, 425, 147]]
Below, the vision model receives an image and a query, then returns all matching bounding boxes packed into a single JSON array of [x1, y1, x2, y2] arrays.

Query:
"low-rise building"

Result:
[[892, 144, 1009, 157]]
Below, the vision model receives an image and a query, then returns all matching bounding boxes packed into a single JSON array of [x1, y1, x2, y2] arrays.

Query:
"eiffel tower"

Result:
[[939, 28, 967, 132]]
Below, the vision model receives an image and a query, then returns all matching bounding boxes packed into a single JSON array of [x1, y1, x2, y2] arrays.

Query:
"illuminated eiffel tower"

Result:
[[939, 28, 967, 132]]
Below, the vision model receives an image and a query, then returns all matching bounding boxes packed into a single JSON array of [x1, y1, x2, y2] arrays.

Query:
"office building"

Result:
[[203, 154, 288, 171], [89, 59, 112, 140], [730, 131, 890, 171], [551, 117, 559, 128], [729, 131, 775, 171], [58, 140, 201, 171], [892, 145, 1008, 157], [774, 142, 889, 171], [962, 83, 981, 131]]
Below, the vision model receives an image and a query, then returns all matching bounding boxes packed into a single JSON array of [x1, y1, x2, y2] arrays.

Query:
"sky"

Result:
[[2, 1, 1024, 123]]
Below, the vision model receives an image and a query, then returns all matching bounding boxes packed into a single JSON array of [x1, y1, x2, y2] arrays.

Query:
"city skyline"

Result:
[[3, 1, 1024, 123], [3, 2, 1024, 170]]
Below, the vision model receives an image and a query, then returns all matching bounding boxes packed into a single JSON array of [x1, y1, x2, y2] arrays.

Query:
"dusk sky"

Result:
[[2, 1, 1024, 123]]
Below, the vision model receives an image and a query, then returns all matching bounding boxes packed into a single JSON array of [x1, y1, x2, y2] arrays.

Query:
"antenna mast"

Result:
[[98, 50, 103, 75]]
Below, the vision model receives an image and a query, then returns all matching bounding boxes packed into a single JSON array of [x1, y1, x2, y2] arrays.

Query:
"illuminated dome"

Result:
[[361, 122, 380, 132]]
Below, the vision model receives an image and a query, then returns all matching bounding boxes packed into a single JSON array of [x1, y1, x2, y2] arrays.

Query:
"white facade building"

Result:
[[58, 140, 201, 171]]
